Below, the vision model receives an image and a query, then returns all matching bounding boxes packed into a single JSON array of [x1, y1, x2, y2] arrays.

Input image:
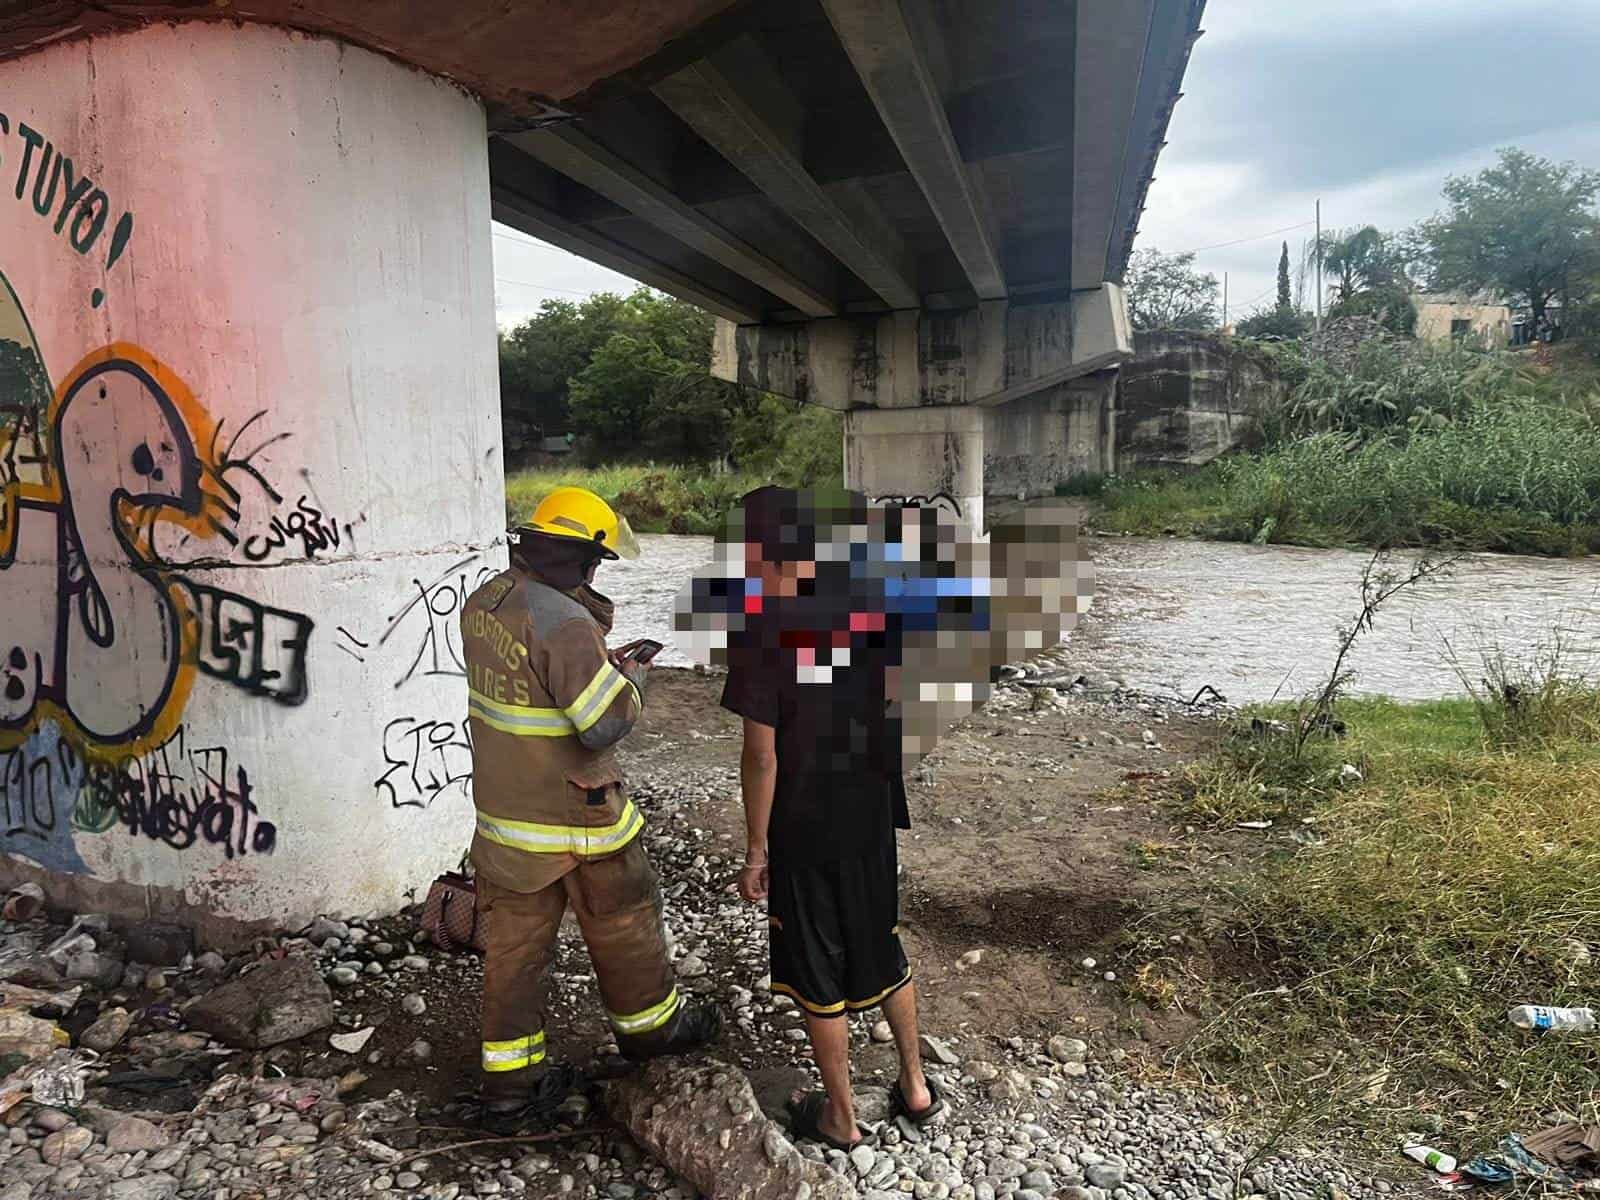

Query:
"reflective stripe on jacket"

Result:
[[462, 569, 643, 893]]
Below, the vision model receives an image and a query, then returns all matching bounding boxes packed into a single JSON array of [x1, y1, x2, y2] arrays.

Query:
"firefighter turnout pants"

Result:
[[477, 839, 680, 1094]]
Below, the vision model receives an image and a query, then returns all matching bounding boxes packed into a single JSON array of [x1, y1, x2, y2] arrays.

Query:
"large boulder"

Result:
[[185, 959, 333, 1048], [607, 1059, 857, 1200]]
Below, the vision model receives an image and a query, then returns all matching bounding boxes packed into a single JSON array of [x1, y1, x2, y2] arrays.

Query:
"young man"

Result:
[[720, 486, 944, 1149]]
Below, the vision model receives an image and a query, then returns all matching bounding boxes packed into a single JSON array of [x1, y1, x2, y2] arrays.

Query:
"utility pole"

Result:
[[1314, 199, 1323, 335], [1223, 271, 1228, 331]]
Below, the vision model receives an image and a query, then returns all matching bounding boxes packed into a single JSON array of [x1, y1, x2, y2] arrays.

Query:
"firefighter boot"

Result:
[[618, 998, 723, 1061]]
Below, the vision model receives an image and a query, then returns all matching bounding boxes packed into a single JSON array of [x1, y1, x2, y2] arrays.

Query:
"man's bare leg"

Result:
[[801, 1012, 861, 1145], [881, 982, 932, 1111]]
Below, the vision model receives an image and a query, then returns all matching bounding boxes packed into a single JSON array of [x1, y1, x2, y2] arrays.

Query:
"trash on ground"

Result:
[[1461, 1134, 1576, 1186], [0, 981, 82, 1015], [0, 1046, 92, 1113], [329, 1026, 375, 1054], [1521, 1123, 1600, 1175], [1, 883, 45, 922], [1404, 1143, 1457, 1173], [1506, 1004, 1596, 1033], [28, 1047, 92, 1107]]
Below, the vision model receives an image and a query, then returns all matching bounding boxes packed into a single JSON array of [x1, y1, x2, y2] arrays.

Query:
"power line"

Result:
[[492, 229, 572, 252], [493, 277, 603, 298], [1180, 219, 1316, 257]]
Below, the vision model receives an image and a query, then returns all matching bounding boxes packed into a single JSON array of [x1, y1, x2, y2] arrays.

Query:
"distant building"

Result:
[[1414, 293, 1512, 349]]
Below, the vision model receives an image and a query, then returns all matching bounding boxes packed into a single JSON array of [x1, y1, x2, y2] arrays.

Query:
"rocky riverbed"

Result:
[[0, 670, 1403, 1200]]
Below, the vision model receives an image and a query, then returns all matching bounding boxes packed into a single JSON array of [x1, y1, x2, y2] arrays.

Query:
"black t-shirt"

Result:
[[721, 656, 910, 867]]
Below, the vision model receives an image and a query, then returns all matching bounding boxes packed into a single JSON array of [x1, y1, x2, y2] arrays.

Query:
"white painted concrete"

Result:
[[843, 405, 984, 530], [0, 23, 503, 932]]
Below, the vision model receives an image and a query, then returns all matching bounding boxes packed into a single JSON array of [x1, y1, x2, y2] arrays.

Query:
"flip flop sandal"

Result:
[[785, 1090, 862, 1152], [890, 1076, 946, 1126]]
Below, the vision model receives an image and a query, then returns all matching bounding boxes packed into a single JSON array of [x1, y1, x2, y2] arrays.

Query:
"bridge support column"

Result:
[[843, 406, 985, 530], [717, 287, 1133, 529], [0, 22, 501, 941]]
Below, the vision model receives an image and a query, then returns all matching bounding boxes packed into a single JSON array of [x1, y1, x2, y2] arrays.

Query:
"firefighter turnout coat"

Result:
[[462, 565, 680, 1082], [463, 568, 643, 891]]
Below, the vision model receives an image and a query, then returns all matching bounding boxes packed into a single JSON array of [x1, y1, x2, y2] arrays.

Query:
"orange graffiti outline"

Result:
[[1, 342, 225, 763]]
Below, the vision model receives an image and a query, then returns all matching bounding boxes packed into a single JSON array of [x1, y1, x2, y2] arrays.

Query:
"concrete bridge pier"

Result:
[[716, 285, 1132, 529], [0, 21, 502, 939]]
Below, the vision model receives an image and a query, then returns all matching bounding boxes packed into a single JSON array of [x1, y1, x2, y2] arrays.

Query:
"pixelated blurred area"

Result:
[[673, 486, 1094, 768]]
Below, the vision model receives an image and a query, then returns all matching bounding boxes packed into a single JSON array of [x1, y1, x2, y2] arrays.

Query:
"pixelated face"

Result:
[[745, 543, 815, 600], [674, 489, 1094, 767]]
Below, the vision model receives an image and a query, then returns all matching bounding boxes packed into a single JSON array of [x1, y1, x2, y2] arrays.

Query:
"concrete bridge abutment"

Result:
[[715, 285, 1132, 528], [0, 22, 503, 941]]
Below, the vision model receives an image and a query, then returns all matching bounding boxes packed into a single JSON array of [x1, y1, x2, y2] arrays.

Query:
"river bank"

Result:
[[6, 660, 1595, 1199]]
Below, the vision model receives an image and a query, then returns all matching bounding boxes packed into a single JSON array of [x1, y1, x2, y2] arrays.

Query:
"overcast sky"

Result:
[[492, 0, 1600, 329]]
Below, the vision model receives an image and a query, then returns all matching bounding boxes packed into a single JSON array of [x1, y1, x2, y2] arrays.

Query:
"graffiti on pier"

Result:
[[374, 716, 474, 810], [180, 581, 314, 707], [0, 114, 136, 308], [75, 724, 274, 858], [0, 336, 319, 752], [872, 491, 964, 517], [377, 555, 495, 690], [2, 719, 272, 864], [242, 494, 346, 562], [0, 266, 306, 868], [0, 722, 89, 872]]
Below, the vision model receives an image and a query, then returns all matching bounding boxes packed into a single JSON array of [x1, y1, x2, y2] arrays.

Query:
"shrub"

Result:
[[1326, 283, 1418, 336]]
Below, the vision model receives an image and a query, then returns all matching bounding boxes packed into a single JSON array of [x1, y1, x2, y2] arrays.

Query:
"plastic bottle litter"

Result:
[[1507, 1004, 1597, 1033], [1404, 1144, 1458, 1174]]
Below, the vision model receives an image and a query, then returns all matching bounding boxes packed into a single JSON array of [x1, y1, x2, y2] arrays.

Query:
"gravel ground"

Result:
[[0, 679, 1403, 1200]]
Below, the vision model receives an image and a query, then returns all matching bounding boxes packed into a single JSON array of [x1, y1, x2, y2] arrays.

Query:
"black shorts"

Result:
[[767, 841, 910, 1019]]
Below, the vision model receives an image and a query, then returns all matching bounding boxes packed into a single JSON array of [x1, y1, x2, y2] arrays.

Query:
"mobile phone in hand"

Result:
[[618, 638, 664, 665]]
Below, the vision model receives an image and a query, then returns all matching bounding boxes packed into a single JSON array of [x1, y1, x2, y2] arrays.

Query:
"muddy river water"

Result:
[[607, 533, 1599, 703]]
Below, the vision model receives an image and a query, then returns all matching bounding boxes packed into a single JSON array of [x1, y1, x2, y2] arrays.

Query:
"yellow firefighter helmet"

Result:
[[517, 486, 639, 560]]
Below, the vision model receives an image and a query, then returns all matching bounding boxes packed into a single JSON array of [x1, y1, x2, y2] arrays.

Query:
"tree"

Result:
[[499, 285, 844, 474], [1319, 226, 1404, 304], [1236, 304, 1310, 340], [1327, 284, 1418, 336], [498, 292, 635, 438], [1276, 241, 1292, 311], [1420, 148, 1600, 327], [1123, 248, 1220, 331]]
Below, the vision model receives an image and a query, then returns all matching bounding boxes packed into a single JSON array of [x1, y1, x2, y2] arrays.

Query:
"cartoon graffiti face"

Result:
[[49, 358, 204, 742], [0, 644, 39, 724], [56, 362, 200, 515]]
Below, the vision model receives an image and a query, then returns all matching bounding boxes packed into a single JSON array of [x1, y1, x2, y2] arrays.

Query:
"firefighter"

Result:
[[461, 486, 719, 1121]]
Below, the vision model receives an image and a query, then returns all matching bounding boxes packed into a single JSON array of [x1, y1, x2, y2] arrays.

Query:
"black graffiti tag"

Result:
[[872, 492, 964, 517], [179, 581, 314, 706], [374, 716, 473, 809], [80, 726, 275, 858], [0, 115, 134, 308], [242, 495, 344, 563], [378, 555, 495, 689]]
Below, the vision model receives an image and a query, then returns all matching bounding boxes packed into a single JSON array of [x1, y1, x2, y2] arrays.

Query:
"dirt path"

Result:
[[626, 670, 1232, 1072], [329, 667, 1234, 1114]]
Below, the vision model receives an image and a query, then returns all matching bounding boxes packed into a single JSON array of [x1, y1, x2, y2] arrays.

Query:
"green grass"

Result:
[[1093, 341, 1600, 556], [1091, 398, 1600, 556], [505, 464, 770, 536], [1074, 470, 1235, 539], [1160, 689, 1600, 1144]]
